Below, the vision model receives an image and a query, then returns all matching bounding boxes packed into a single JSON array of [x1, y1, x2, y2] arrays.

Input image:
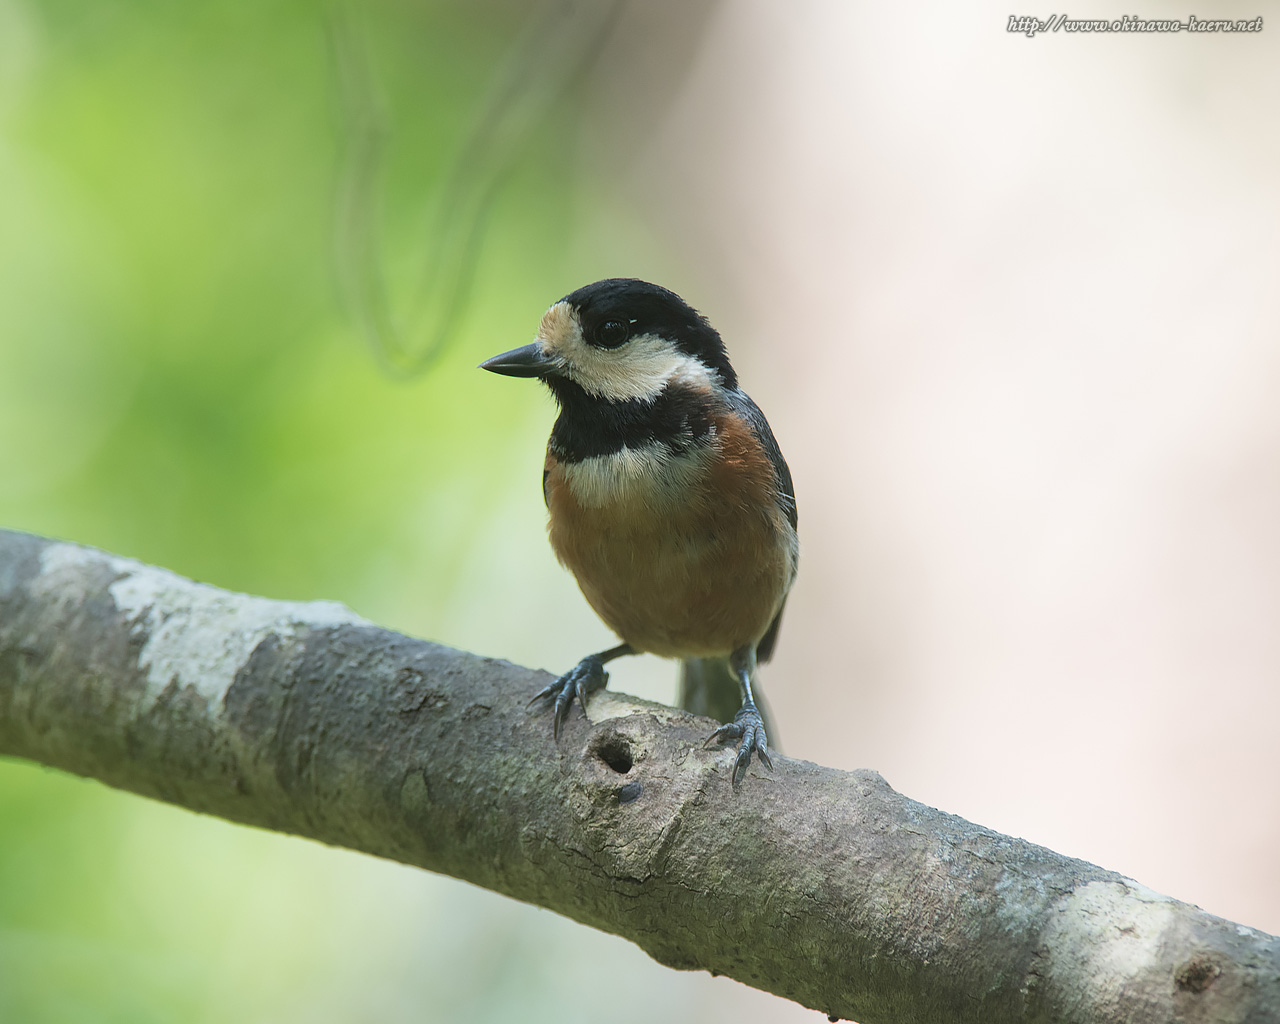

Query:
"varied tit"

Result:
[[480, 278, 798, 784]]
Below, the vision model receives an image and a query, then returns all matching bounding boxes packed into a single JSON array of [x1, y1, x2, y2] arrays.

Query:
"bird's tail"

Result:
[[678, 657, 779, 749]]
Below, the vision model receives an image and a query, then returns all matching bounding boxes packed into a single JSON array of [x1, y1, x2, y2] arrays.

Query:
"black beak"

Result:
[[479, 342, 556, 378]]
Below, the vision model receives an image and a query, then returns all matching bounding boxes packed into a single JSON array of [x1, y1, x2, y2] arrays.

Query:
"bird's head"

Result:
[[480, 278, 736, 402]]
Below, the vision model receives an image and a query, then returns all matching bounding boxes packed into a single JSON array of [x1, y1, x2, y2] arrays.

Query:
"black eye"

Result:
[[595, 319, 630, 348]]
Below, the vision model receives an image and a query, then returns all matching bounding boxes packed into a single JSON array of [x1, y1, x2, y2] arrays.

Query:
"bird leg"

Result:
[[705, 644, 774, 785], [529, 643, 634, 738]]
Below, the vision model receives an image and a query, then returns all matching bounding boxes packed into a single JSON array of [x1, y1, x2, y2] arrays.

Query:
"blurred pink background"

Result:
[[460, 4, 1280, 1017], [612, 0, 1280, 935], [500, 5, 1280, 1015]]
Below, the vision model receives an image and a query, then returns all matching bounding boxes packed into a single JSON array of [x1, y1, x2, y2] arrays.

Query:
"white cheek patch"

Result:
[[537, 302, 717, 402], [561, 437, 713, 509]]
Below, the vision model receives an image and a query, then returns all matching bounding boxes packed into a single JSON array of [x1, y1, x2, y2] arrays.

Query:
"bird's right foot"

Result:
[[528, 654, 609, 738]]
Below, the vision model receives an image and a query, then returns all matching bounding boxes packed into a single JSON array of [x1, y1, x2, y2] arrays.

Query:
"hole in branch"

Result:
[[591, 731, 633, 773]]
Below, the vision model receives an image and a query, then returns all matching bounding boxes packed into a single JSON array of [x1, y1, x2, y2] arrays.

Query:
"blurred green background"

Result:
[[0, 1, 707, 1021]]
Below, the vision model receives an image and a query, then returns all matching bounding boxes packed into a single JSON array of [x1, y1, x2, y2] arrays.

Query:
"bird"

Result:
[[480, 278, 798, 784]]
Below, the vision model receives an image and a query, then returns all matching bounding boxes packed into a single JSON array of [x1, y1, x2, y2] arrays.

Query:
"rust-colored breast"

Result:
[[544, 412, 796, 659]]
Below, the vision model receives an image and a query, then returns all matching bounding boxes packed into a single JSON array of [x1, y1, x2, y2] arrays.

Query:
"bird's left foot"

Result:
[[706, 702, 773, 785], [527, 653, 609, 739]]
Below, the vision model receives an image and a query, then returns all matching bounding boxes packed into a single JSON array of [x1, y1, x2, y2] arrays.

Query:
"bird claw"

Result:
[[705, 703, 773, 785], [529, 654, 609, 738]]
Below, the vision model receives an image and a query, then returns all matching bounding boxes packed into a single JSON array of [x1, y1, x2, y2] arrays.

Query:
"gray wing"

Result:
[[725, 388, 797, 532], [725, 388, 796, 663]]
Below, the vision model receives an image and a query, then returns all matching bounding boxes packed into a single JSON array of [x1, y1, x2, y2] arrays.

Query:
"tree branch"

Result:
[[1, 528, 1276, 1023]]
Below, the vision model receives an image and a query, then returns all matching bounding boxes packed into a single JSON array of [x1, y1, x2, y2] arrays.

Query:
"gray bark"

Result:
[[1, 527, 1277, 1023]]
